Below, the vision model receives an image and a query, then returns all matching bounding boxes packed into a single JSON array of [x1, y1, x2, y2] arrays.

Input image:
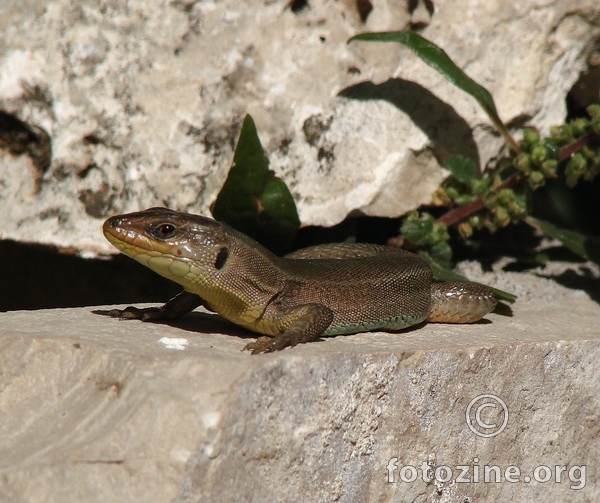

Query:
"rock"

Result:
[[0, 0, 599, 255], [0, 264, 598, 502]]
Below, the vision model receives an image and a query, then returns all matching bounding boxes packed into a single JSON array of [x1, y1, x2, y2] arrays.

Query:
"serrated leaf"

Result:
[[348, 31, 519, 152], [525, 216, 600, 264], [421, 251, 517, 303], [444, 154, 479, 184], [212, 114, 300, 253], [400, 214, 435, 246]]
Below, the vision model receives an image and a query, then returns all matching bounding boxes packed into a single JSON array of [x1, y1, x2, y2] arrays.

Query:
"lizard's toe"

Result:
[[244, 336, 276, 354]]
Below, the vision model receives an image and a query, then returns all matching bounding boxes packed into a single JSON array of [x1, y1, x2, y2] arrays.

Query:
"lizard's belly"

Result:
[[324, 313, 428, 336]]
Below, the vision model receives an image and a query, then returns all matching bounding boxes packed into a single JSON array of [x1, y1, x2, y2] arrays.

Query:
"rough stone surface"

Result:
[[0, 0, 599, 254], [1, 263, 599, 502]]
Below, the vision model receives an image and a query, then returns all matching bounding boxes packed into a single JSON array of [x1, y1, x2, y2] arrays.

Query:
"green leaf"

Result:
[[429, 241, 453, 266], [212, 114, 300, 253], [400, 213, 435, 246], [525, 216, 600, 264], [444, 155, 479, 184], [400, 212, 450, 248], [420, 251, 517, 303], [348, 31, 520, 152]]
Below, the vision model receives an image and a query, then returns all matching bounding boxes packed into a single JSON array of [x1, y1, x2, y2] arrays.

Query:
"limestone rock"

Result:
[[0, 0, 598, 255], [0, 264, 598, 502]]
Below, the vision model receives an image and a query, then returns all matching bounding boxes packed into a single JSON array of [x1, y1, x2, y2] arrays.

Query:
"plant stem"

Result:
[[495, 122, 521, 154], [436, 174, 519, 227], [557, 132, 595, 162]]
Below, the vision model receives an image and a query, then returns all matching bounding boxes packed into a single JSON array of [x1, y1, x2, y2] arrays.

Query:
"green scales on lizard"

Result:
[[99, 207, 498, 354]]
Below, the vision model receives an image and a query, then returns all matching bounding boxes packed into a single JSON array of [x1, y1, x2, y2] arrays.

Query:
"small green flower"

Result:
[[587, 103, 600, 119], [522, 128, 540, 147], [531, 145, 548, 166], [513, 153, 531, 173], [571, 118, 590, 137], [458, 221, 473, 239], [494, 207, 510, 228], [565, 153, 587, 187], [528, 171, 545, 190], [468, 214, 483, 229], [550, 124, 573, 144], [540, 160, 557, 178], [470, 177, 491, 196]]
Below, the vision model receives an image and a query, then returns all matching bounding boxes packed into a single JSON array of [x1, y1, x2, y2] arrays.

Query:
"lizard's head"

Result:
[[103, 207, 282, 319], [103, 207, 251, 288]]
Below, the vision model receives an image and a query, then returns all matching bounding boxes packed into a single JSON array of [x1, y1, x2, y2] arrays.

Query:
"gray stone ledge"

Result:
[[0, 271, 598, 502]]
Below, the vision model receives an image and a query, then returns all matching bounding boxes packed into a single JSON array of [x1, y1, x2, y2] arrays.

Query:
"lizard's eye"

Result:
[[154, 223, 177, 239]]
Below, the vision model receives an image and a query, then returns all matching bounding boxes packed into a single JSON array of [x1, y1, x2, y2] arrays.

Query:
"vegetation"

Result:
[[213, 31, 600, 301]]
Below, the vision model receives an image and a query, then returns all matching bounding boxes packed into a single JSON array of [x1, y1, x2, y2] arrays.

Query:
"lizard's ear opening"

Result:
[[214, 247, 229, 270]]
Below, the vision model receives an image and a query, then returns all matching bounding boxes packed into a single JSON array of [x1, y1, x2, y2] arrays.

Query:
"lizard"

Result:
[[97, 207, 498, 354]]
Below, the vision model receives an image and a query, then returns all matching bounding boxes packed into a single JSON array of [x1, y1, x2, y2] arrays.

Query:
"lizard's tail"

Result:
[[427, 282, 498, 323]]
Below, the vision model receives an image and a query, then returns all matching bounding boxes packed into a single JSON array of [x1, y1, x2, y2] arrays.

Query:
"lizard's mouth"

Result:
[[102, 216, 193, 282]]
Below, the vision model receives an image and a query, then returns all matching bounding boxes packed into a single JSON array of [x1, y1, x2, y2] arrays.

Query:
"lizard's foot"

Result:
[[93, 291, 203, 322], [93, 306, 170, 321], [243, 304, 334, 354], [243, 333, 315, 354], [243, 336, 280, 354]]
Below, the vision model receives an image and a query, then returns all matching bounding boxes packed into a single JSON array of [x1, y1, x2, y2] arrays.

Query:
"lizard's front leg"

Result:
[[244, 304, 334, 354], [94, 290, 205, 321]]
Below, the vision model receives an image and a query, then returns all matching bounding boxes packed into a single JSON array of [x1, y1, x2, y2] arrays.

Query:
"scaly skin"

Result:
[[97, 208, 498, 354]]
